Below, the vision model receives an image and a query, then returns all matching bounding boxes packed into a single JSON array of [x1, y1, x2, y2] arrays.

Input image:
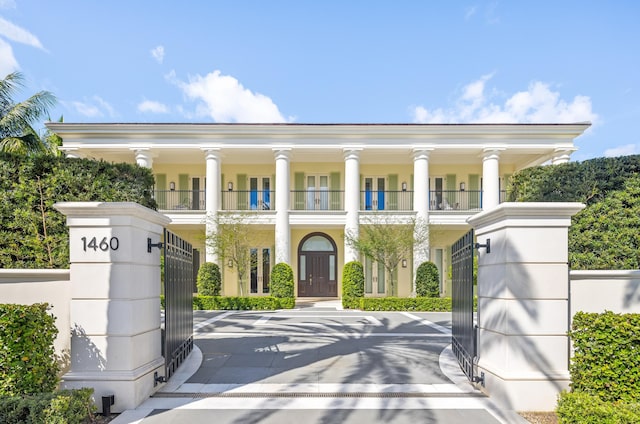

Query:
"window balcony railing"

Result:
[[221, 190, 275, 211], [360, 190, 414, 211], [429, 190, 483, 211], [154, 189, 492, 212], [155, 190, 206, 210], [290, 190, 344, 211]]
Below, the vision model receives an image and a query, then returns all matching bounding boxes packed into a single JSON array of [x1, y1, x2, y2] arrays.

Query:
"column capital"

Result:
[[412, 147, 434, 161], [481, 147, 506, 160], [273, 148, 292, 160], [343, 147, 362, 161]]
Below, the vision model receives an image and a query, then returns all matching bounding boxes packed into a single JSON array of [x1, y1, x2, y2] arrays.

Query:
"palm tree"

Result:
[[0, 72, 56, 154]]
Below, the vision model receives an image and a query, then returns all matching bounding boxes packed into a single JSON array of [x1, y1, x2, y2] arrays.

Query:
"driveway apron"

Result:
[[113, 300, 527, 424]]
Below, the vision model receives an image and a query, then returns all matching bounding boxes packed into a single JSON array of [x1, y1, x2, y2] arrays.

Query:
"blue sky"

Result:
[[1, 1, 639, 160]]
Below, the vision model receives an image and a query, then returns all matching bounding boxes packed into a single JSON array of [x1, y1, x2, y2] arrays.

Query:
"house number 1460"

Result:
[[81, 236, 119, 252]]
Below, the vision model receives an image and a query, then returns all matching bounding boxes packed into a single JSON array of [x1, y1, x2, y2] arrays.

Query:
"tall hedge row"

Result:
[[508, 154, 640, 270], [0, 152, 156, 268]]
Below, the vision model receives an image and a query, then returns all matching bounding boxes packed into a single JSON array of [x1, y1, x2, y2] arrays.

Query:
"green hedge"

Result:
[[0, 304, 59, 396], [557, 392, 640, 424], [161, 295, 295, 310], [0, 152, 156, 268], [358, 297, 454, 312], [415, 261, 440, 297], [0, 388, 95, 424], [556, 311, 640, 423], [568, 311, 640, 403], [342, 261, 364, 309], [270, 263, 294, 298], [196, 263, 221, 296]]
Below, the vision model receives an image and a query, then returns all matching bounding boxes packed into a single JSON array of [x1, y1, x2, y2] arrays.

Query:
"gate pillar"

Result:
[[467, 202, 584, 411], [54, 202, 170, 413]]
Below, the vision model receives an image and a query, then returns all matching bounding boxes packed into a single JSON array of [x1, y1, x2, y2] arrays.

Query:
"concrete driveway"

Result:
[[113, 300, 527, 424]]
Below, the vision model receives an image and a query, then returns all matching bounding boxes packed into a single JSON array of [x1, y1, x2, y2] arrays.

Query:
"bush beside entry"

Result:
[[415, 261, 440, 297], [342, 261, 364, 309], [196, 262, 221, 296], [270, 263, 294, 298]]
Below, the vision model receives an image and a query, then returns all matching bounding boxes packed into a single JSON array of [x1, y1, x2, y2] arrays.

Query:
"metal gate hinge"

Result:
[[148, 238, 164, 253], [475, 239, 490, 254]]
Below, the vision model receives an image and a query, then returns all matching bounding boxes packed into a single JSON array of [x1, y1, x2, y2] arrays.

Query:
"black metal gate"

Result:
[[451, 229, 477, 383], [163, 229, 194, 380]]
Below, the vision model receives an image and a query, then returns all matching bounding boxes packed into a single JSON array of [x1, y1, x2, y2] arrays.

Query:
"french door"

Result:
[[306, 175, 329, 210], [249, 177, 271, 210], [250, 247, 271, 294], [364, 177, 385, 210]]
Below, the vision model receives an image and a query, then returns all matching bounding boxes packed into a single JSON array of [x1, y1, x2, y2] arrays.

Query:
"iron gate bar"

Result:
[[163, 229, 194, 380], [451, 229, 476, 383]]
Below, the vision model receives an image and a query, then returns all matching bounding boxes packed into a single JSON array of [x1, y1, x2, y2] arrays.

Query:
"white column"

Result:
[[412, 149, 432, 293], [343, 149, 361, 263], [53, 202, 171, 413], [468, 202, 585, 411], [132, 148, 153, 168], [204, 149, 221, 263], [482, 148, 503, 210], [274, 149, 291, 264]]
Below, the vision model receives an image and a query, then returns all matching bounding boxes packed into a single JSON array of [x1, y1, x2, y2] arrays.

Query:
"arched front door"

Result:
[[298, 233, 338, 297]]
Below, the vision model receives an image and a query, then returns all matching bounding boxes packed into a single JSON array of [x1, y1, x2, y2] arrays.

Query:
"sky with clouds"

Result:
[[1, 1, 639, 160]]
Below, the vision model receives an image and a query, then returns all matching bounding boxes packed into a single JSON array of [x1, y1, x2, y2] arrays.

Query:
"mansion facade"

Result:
[[48, 123, 590, 298]]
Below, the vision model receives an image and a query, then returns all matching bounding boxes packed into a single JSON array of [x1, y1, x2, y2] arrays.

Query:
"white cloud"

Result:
[[0, 17, 45, 50], [70, 96, 116, 118], [0, 38, 18, 75], [151, 45, 164, 64], [174, 70, 288, 123], [138, 100, 169, 114], [604, 144, 639, 158], [411, 74, 597, 125]]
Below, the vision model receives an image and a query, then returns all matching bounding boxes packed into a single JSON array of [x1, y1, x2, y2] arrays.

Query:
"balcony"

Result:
[[154, 189, 486, 212]]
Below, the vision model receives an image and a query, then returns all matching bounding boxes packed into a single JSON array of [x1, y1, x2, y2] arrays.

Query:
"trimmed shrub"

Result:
[[196, 262, 221, 296], [342, 261, 364, 309], [568, 311, 640, 403], [556, 392, 640, 424], [359, 297, 453, 312], [0, 303, 59, 396], [415, 261, 440, 297], [270, 263, 294, 298], [0, 388, 95, 424], [191, 296, 295, 310]]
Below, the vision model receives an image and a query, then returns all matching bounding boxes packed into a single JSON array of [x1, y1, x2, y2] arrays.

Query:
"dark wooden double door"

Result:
[[298, 252, 336, 297]]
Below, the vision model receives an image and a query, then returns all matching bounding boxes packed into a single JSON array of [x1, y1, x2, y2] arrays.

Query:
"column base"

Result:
[[61, 357, 165, 413], [477, 361, 570, 411]]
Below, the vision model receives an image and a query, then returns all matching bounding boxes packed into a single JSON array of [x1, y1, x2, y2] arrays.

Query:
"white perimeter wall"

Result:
[[0, 270, 71, 361], [570, 270, 640, 318]]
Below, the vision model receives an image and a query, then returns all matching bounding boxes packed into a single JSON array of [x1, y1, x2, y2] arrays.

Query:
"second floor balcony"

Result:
[[155, 189, 491, 213]]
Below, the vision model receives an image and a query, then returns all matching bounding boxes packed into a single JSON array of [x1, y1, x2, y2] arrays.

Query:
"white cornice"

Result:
[[46, 122, 592, 141]]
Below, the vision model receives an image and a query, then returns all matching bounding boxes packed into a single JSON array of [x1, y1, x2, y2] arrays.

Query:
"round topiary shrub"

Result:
[[270, 262, 294, 298], [342, 261, 364, 302], [196, 262, 221, 296], [415, 261, 440, 297]]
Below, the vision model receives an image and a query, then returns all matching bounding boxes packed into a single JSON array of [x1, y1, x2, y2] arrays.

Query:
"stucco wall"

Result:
[[0, 270, 71, 364], [570, 270, 640, 317]]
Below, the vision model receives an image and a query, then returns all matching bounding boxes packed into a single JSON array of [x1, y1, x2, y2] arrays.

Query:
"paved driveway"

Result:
[[113, 301, 526, 424]]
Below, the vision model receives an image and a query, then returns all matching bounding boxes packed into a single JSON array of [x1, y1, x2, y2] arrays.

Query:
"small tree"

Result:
[[197, 262, 221, 296], [206, 214, 262, 296], [270, 263, 294, 298], [415, 261, 439, 297], [345, 215, 428, 296]]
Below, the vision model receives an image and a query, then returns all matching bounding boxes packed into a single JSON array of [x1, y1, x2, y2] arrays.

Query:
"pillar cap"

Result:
[[54, 202, 171, 226], [468, 202, 585, 229]]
